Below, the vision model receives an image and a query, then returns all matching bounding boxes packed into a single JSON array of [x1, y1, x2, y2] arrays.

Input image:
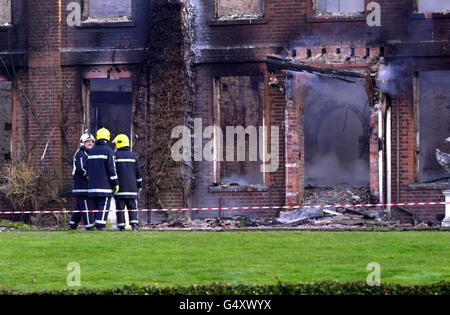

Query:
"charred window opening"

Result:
[[214, 76, 265, 185], [418, 71, 450, 183], [315, 0, 364, 15], [85, 0, 132, 20], [89, 78, 133, 144], [216, 0, 264, 20], [0, 0, 11, 25], [0, 82, 12, 161], [304, 75, 370, 187], [417, 0, 450, 13]]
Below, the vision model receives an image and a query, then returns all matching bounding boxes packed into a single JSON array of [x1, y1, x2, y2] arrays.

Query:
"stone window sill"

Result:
[[307, 14, 365, 23], [208, 18, 268, 26], [209, 184, 269, 193], [408, 12, 450, 20], [0, 24, 13, 31], [77, 20, 135, 28], [409, 181, 450, 190]]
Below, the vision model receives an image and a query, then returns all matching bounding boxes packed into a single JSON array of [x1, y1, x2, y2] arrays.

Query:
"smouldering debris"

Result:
[[85, 15, 132, 23], [216, 14, 264, 21]]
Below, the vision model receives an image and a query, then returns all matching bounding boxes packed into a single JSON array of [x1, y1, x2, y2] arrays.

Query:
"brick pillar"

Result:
[[284, 72, 310, 206], [20, 0, 63, 169]]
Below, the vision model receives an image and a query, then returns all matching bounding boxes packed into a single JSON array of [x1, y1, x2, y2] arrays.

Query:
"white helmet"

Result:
[[80, 133, 95, 145]]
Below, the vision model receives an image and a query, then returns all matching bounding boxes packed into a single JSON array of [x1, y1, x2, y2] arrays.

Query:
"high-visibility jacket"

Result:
[[72, 146, 90, 196], [87, 140, 119, 197], [114, 148, 143, 199]]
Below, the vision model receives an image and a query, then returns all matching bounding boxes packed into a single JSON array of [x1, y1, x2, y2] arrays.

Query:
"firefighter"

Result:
[[69, 133, 95, 230], [112, 134, 143, 231], [87, 127, 119, 231]]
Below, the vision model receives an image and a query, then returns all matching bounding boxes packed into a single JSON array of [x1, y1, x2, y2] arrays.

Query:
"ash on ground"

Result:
[[142, 186, 436, 231], [2, 186, 439, 231]]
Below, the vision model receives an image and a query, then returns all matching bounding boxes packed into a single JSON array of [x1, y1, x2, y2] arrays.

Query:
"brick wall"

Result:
[[61, 0, 149, 51], [17, 0, 62, 170], [1, 0, 449, 222]]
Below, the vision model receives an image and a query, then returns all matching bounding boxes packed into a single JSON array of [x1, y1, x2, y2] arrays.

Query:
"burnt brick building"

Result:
[[1, 0, 449, 224]]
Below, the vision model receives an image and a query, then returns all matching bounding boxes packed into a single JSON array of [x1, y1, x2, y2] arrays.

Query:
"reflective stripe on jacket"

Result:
[[87, 140, 119, 197], [72, 147, 89, 196], [114, 148, 143, 199]]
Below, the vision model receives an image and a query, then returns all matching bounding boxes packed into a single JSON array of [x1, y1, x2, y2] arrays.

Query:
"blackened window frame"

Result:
[[409, 0, 450, 20], [211, 74, 268, 189], [81, 66, 135, 148], [209, 0, 268, 26], [0, 79, 13, 161], [0, 0, 12, 31], [413, 69, 450, 184], [307, 0, 368, 23], [78, 0, 135, 28]]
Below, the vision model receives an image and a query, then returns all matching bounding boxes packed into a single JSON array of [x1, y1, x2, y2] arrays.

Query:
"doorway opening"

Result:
[[88, 78, 133, 145], [304, 75, 370, 187]]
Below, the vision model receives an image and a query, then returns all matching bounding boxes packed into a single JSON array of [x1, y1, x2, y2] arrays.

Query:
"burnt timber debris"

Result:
[[266, 55, 367, 83]]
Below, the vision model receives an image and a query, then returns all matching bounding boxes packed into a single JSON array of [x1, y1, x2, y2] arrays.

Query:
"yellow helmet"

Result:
[[96, 127, 111, 141], [113, 134, 130, 149]]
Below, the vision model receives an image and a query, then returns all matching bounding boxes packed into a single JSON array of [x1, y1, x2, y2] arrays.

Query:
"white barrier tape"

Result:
[[0, 201, 448, 215]]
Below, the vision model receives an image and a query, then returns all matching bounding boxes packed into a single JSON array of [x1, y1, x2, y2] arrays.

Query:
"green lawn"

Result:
[[0, 231, 449, 292]]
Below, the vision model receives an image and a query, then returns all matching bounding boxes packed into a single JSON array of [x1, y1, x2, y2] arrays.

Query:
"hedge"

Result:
[[1, 281, 449, 295]]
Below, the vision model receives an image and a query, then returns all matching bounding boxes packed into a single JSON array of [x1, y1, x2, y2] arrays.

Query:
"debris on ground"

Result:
[[1, 186, 444, 231], [273, 186, 388, 228], [142, 186, 438, 230]]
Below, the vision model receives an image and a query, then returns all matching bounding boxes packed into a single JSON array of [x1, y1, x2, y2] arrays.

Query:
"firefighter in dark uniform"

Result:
[[112, 134, 143, 231], [69, 133, 95, 230], [87, 127, 119, 231]]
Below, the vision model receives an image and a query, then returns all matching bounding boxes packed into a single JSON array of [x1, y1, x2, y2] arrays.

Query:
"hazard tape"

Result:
[[0, 201, 448, 215]]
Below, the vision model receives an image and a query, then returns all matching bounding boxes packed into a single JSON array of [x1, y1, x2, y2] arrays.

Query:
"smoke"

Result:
[[221, 173, 263, 186], [377, 63, 408, 96], [298, 72, 370, 187], [306, 153, 369, 187]]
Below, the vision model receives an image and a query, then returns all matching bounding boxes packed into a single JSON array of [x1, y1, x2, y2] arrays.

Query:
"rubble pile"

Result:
[[146, 215, 273, 231], [143, 186, 438, 230], [304, 186, 372, 212], [3, 187, 441, 231], [276, 186, 388, 227]]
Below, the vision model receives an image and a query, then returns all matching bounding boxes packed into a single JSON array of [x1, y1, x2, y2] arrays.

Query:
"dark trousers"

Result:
[[70, 196, 94, 229], [115, 198, 139, 227], [92, 196, 112, 228]]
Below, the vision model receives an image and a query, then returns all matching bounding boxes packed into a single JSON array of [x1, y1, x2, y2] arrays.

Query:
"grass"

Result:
[[0, 230, 449, 292]]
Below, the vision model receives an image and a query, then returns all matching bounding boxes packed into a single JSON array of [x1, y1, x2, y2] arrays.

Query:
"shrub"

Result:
[[1, 281, 449, 295], [0, 158, 67, 225]]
